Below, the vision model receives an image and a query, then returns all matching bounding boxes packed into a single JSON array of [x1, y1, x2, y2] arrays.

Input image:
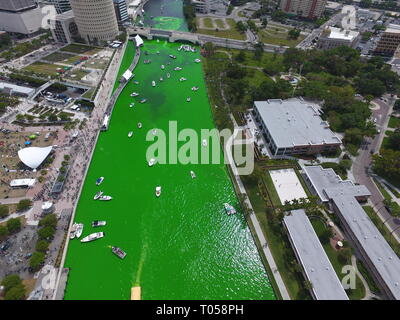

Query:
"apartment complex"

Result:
[[0, 0, 49, 35], [69, 0, 119, 44], [283, 209, 348, 300], [303, 165, 400, 300], [253, 99, 342, 157], [374, 24, 400, 56], [280, 0, 327, 19], [317, 27, 361, 50], [49, 10, 78, 43]]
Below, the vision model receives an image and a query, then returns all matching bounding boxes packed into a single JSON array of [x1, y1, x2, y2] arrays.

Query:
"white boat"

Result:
[[152, 80, 156, 87], [128, 131, 133, 138], [202, 139, 207, 147], [152, 129, 157, 135], [179, 77, 187, 82], [70, 223, 78, 239], [133, 80, 139, 85], [75, 223, 84, 238], [167, 73, 170, 78], [81, 232, 104, 243], [161, 65, 165, 69], [138, 122, 142, 129], [92, 220, 106, 227], [148, 158, 156, 166], [224, 203, 236, 215], [99, 195, 112, 201], [190, 170, 196, 179], [191, 86, 199, 91], [94, 191, 104, 200], [96, 177, 104, 186], [195, 58, 201, 63], [160, 77, 163, 81], [155, 186, 161, 197], [112, 246, 127, 259], [186, 97, 191, 102], [140, 98, 147, 103], [169, 54, 176, 59], [131, 92, 139, 97], [174, 67, 182, 71], [130, 103, 135, 108]]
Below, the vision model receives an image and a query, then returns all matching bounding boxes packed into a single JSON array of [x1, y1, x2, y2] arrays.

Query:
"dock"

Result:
[[131, 286, 141, 300]]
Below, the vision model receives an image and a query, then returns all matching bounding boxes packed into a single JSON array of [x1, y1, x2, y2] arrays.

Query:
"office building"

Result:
[[280, 0, 327, 19], [113, 0, 129, 25], [317, 27, 360, 50], [253, 99, 342, 157], [49, 10, 78, 43], [374, 24, 400, 56]]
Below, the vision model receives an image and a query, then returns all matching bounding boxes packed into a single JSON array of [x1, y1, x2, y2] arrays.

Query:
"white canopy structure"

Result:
[[18, 146, 53, 169], [121, 69, 133, 82], [10, 179, 36, 188], [134, 35, 144, 47]]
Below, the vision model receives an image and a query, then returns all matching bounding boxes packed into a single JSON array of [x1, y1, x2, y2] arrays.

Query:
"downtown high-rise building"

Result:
[[0, 0, 37, 12], [113, 0, 129, 25], [69, 0, 119, 44], [47, 0, 71, 13], [280, 0, 327, 19]]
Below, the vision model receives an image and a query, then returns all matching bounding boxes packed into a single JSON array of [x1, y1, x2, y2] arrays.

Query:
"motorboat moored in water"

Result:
[[148, 158, 156, 166], [167, 73, 170, 78], [130, 103, 135, 108], [169, 54, 176, 59], [174, 67, 182, 71], [161, 64, 165, 69], [190, 170, 196, 179], [138, 122, 142, 129], [70, 223, 78, 239], [224, 203, 237, 215], [155, 186, 161, 197], [131, 92, 139, 97], [152, 80, 156, 87], [160, 77, 163, 81], [186, 97, 191, 102], [195, 58, 201, 63], [81, 232, 104, 243], [191, 86, 199, 91], [94, 191, 104, 200], [99, 195, 112, 201], [92, 220, 106, 228], [140, 98, 147, 103], [179, 77, 187, 82], [96, 177, 104, 186], [75, 223, 84, 238], [128, 131, 133, 138], [133, 80, 139, 84], [112, 246, 127, 259]]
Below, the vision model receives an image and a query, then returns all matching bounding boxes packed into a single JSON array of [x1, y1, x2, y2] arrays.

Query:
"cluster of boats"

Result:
[[224, 203, 237, 215]]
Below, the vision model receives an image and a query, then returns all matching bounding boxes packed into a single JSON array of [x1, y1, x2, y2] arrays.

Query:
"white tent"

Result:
[[122, 69, 133, 81], [134, 35, 144, 47], [18, 146, 53, 169], [10, 179, 36, 188]]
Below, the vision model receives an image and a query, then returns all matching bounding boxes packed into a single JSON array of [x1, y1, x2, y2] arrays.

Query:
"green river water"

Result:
[[63, 0, 275, 300]]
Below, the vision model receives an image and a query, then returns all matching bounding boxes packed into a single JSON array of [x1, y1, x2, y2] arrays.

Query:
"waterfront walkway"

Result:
[[227, 114, 291, 300]]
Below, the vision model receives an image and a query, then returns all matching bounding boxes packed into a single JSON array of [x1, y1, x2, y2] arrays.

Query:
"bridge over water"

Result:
[[128, 27, 287, 53]]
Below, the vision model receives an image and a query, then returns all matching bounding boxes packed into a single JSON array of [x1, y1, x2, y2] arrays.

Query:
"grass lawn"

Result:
[[388, 116, 400, 129], [202, 17, 214, 28], [85, 58, 109, 70], [60, 43, 101, 55], [215, 19, 226, 29], [310, 218, 365, 300], [42, 52, 75, 63], [65, 69, 90, 81], [196, 18, 246, 40], [258, 26, 305, 47], [244, 179, 311, 300], [373, 178, 392, 201], [23, 61, 61, 76]]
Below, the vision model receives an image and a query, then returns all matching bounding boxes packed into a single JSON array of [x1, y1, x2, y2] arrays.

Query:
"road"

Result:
[[352, 95, 400, 240]]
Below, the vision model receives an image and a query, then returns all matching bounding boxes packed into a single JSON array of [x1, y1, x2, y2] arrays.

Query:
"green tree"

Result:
[[38, 226, 56, 240], [4, 284, 26, 300], [288, 28, 301, 40], [39, 214, 57, 229], [1, 274, 22, 292], [0, 204, 9, 218], [17, 199, 32, 212], [29, 251, 45, 271], [35, 240, 50, 253], [338, 247, 352, 264], [0, 225, 8, 238], [6, 218, 21, 234]]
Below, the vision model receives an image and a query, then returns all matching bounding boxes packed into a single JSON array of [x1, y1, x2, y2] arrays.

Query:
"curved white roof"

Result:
[[18, 146, 53, 169]]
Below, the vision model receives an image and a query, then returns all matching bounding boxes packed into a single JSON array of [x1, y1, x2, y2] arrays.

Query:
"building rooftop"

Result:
[[303, 165, 371, 202], [283, 209, 348, 300], [331, 195, 400, 299], [324, 27, 359, 41], [50, 9, 74, 21], [385, 24, 400, 34], [254, 99, 342, 149], [0, 82, 35, 96]]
